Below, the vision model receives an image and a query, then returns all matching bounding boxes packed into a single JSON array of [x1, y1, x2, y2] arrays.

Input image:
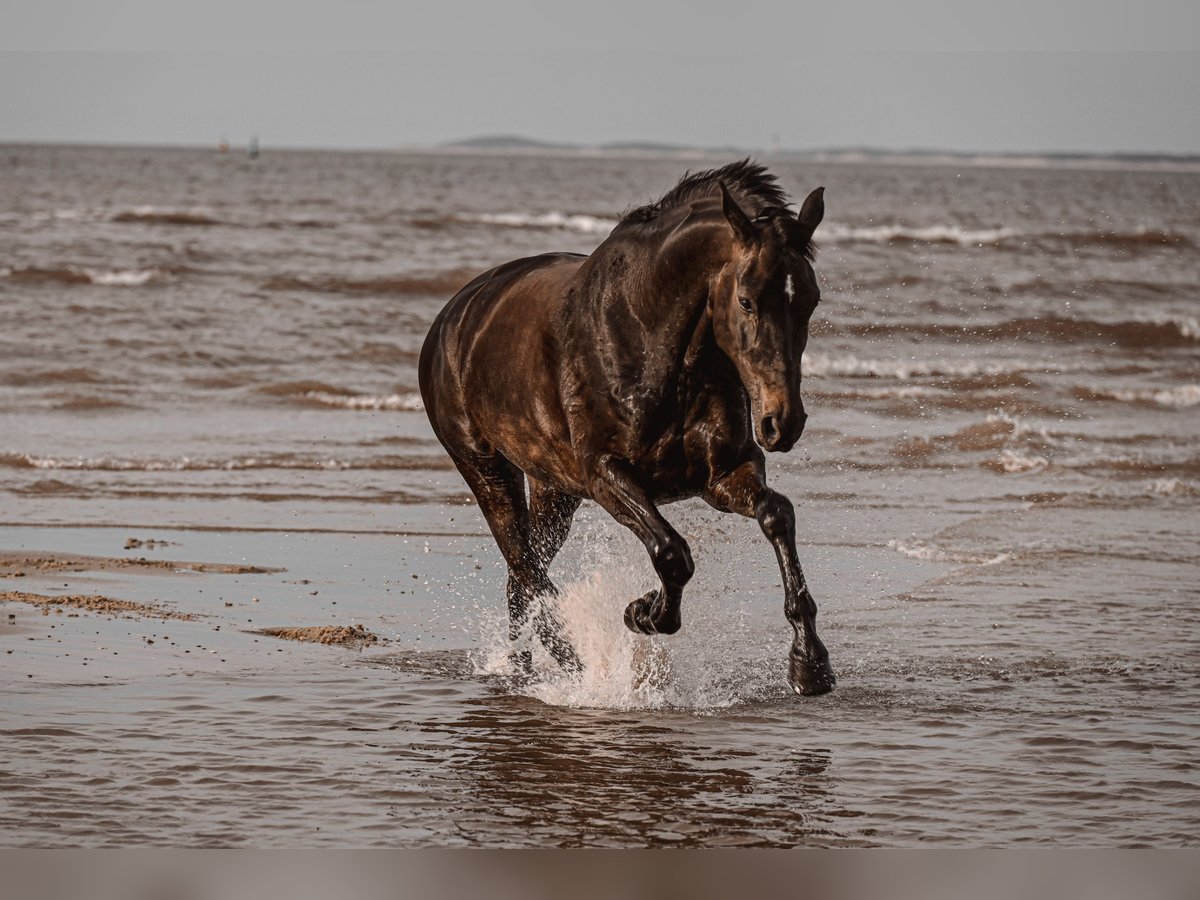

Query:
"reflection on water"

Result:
[[428, 693, 838, 847]]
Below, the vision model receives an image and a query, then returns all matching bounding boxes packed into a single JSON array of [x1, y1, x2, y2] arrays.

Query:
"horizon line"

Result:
[[2, 137, 1199, 167]]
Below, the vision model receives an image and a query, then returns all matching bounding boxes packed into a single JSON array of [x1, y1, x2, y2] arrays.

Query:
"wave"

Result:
[[1044, 227, 1194, 249], [422, 211, 618, 235], [824, 315, 1200, 349], [0, 367, 107, 387], [890, 412, 1055, 462], [1149, 478, 1198, 497], [887, 415, 1061, 472], [260, 218, 335, 230], [10, 480, 458, 504], [1, 266, 162, 287], [983, 449, 1051, 474], [824, 223, 1018, 246], [51, 394, 138, 412], [887, 539, 1013, 566], [1072, 384, 1200, 409], [302, 391, 424, 411], [474, 211, 617, 234], [256, 381, 425, 411], [0, 451, 450, 472], [111, 207, 221, 226], [261, 270, 473, 297], [803, 352, 1064, 380], [822, 222, 1194, 250], [1079, 456, 1200, 477]]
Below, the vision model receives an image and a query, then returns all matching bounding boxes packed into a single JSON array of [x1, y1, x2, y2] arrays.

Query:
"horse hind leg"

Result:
[[524, 478, 584, 669], [451, 454, 580, 673], [528, 477, 582, 572]]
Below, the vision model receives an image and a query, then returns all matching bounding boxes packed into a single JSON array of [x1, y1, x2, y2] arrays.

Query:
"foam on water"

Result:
[[84, 268, 158, 286], [302, 390, 425, 411], [1149, 477, 1197, 497], [989, 448, 1051, 473], [887, 539, 1013, 567], [802, 352, 1070, 380], [1096, 384, 1200, 409], [470, 211, 618, 235], [823, 222, 1018, 245]]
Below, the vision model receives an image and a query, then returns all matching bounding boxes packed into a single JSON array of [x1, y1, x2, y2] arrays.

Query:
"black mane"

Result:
[[620, 159, 816, 261], [621, 159, 791, 224]]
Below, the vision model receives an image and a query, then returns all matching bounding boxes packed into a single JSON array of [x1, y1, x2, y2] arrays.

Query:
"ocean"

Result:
[[1, 144, 1197, 846]]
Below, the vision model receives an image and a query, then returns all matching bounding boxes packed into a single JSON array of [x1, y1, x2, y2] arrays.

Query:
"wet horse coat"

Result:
[[419, 160, 835, 695]]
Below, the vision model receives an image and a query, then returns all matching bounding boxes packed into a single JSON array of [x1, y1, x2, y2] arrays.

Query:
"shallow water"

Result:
[[1, 145, 1198, 846]]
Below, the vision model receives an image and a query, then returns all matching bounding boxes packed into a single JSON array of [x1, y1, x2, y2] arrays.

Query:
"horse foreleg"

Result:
[[452, 455, 580, 673], [705, 459, 835, 696], [588, 455, 694, 636]]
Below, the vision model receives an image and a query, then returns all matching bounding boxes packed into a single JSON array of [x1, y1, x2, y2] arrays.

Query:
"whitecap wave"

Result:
[[985, 410, 1054, 445], [84, 268, 158, 286], [303, 390, 425, 411], [1150, 478, 1196, 497], [0, 452, 353, 471], [887, 539, 1013, 567], [1, 265, 161, 286], [1092, 384, 1200, 409], [1074, 383, 1200, 409], [803, 352, 1058, 380], [823, 223, 1018, 245], [470, 211, 618, 235], [991, 448, 1050, 473]]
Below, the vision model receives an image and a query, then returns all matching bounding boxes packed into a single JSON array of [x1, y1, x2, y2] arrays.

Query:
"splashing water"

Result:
[[471, 507, 790, 710]]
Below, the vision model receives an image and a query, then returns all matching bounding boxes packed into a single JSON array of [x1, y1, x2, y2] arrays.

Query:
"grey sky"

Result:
[[2, 3, 1199, 153]]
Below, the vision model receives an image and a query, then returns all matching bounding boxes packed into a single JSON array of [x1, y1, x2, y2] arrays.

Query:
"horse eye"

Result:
[[738, 296, 753, 313]]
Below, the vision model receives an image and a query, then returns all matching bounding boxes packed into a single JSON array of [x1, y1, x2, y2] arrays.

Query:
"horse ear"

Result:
[[793, 186, 825, 248], [718, 181, 758, 247]]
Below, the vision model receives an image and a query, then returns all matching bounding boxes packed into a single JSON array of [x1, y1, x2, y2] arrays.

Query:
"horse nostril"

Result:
[[761, 415, 781, 447]]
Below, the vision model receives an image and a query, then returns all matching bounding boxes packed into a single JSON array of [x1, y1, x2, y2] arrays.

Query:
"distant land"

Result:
[[446, 134, 745, 156], [442, 135, 1200, 169]]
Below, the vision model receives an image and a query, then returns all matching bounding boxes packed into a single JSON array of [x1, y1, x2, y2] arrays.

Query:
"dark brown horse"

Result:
[[419, 160, 835, 695]]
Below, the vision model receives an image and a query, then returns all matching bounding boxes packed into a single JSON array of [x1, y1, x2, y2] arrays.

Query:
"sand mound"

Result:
[[254, 625, 380, 648], [0, 551, 283, 576], [1, 590, 196, 620]]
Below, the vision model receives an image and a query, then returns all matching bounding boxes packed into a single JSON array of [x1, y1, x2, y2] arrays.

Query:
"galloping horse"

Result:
[[419, 160, 835, 695]]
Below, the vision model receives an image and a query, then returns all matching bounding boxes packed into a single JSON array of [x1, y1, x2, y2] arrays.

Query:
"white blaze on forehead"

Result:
[[784, 273, 795, 302]]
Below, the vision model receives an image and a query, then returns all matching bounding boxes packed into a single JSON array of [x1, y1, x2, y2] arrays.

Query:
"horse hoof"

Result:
[[789, 653, 836, 696], [623, 591, 680, 636], [623, 597, 655, 634]]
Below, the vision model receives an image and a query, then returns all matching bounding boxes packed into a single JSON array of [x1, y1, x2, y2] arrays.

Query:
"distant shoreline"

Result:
[[3, 138, 1200, 173]]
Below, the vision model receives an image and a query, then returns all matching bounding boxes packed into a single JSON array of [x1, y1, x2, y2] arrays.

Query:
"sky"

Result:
[[2, 2, 1198, 154]]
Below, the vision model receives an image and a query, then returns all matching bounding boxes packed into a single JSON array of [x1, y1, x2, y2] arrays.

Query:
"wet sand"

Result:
[[2, 509, 1197, 848]]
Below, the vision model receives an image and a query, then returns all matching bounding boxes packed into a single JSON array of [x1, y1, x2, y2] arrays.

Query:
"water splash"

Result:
[[471, 506, 789, 710]]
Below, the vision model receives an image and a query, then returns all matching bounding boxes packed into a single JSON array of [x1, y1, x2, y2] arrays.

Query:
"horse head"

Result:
[[709, 181, 824, 453]]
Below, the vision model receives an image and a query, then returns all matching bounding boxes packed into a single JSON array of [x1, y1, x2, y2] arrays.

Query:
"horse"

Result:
[[418, 160, 835, 696]]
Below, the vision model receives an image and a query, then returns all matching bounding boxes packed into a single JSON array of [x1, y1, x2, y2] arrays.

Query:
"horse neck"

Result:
[[632, 217, 732, 341]]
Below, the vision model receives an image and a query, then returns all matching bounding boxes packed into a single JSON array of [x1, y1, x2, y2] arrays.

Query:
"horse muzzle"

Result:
[[758, 408, 807, 453]]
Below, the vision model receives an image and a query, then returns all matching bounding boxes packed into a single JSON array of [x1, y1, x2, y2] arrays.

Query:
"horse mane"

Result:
[[619, 159, 817, 261]]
